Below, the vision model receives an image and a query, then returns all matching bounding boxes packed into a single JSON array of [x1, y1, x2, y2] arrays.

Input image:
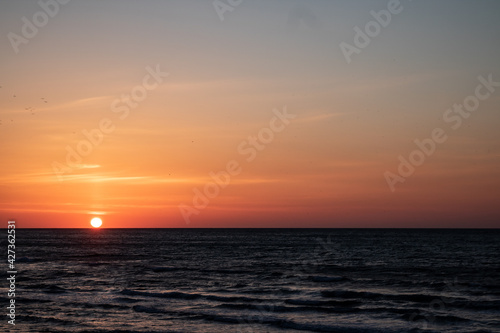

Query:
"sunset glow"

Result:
[[0, 1, 499, 228]]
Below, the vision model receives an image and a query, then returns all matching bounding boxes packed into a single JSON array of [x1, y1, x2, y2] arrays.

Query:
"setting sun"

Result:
[[90, 217, 103, 228]]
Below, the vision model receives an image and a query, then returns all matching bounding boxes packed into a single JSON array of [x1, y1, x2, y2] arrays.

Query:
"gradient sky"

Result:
[[1, 0, 499, 228]]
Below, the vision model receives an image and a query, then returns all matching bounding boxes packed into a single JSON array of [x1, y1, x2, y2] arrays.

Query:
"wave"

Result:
[[149, 266, 178, 272], [236, 287, 299, 295], [129, 305, 406, 333], [321, 289, 383, 299], [132, 305, 164, 314], [308, 275, 347, 282], [114, 297, 141, 303], [17, 314, 79, 326], [212, 313, 406, 333], [402, 312, 471, 324], [17, 257, 36, 263], [205, 294, 263, 303], [24, 284, 68, 294], [121, 288, 264, 303], [63, 301, 130, 310], [200, 268, 256, 275], [216, 302, 361, 314], [320, 289, 470, 305], [285, 298, 362, 307], [16, 297, 53, 304], [121, 289, 200, 300]]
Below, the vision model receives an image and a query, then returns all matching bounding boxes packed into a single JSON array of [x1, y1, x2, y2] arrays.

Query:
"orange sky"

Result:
[[1, 1, 499, 228]]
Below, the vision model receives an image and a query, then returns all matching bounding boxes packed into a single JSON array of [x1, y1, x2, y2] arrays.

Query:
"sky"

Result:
[[0, 0, 499, 228]]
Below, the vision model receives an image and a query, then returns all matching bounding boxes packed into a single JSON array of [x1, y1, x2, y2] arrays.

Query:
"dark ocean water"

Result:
[[1, 229, 499, 333]]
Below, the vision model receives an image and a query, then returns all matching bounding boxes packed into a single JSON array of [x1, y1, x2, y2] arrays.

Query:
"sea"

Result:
[[1, 228, 499, 333]]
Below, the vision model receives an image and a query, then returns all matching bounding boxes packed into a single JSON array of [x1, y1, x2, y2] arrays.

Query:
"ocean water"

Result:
[[1, 228, 499, 333]]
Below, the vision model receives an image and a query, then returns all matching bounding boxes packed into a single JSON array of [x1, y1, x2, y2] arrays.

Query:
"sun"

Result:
[[90, 217, 102, 228]]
